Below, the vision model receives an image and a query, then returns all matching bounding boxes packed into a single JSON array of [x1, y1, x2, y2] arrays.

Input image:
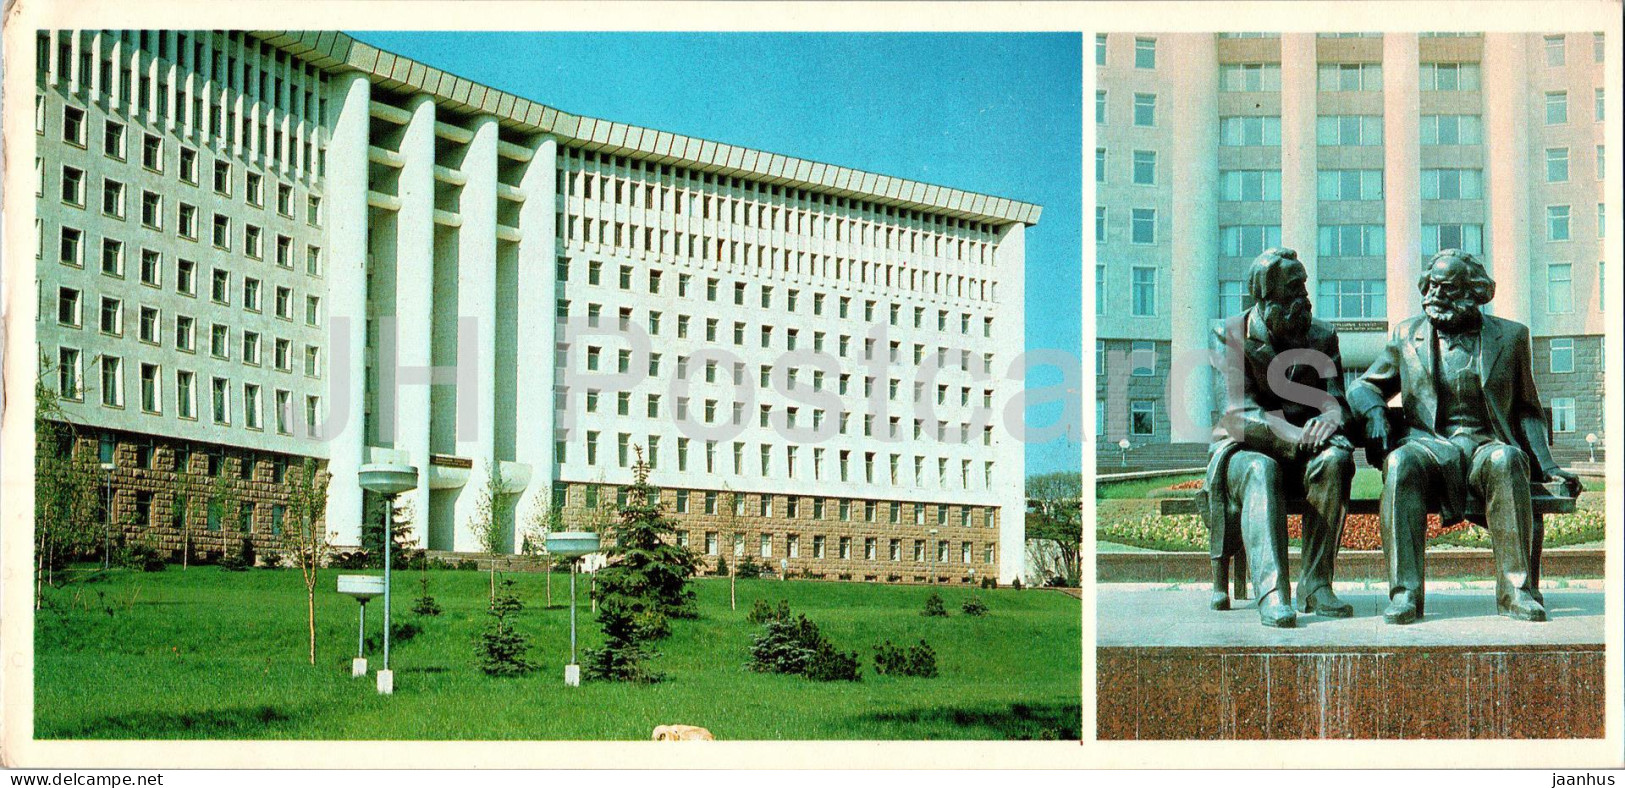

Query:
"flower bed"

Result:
[[1099, 508, 1604, 552]]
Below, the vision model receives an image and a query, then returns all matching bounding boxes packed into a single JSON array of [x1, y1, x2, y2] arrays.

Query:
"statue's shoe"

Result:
[[1298, 587, 1354, 618], [1383, 595, 1419, 625], [1498, 592, 1548, 622], [1258, 603, 1297, 628], [1209, 591, 1230, 611]]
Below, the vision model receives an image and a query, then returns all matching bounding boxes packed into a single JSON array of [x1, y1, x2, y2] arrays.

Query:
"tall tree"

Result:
[[285, 458, 332, 665], [34, 375, 102, 606], [1026, 471, 1082, 587], [584, 450, 697, 682]]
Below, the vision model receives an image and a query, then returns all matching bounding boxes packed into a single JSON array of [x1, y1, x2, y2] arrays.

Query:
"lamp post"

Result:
[[780, 557, 789, 582], [1118, 438, 1131, 467], [100, 462, 114, 569], [546, 531, 600, 687], [1586, 433, 1598, 463], [358, 462, 417, 695], [337, 574, 385, 677]]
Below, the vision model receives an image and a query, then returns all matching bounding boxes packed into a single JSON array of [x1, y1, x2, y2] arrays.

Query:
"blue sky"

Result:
[[351, 32, 1082, 476]]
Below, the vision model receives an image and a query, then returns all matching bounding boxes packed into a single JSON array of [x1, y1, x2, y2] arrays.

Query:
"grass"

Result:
[[35, 567, 1080, 740]]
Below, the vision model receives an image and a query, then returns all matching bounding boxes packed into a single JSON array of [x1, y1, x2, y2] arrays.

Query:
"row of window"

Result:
[[1098, 395, 1592, 439], [557, 259, 994, 338], [562, 483, 998, 530], [1097, 33, 1605, 70], [568, 392, 996, 445], [693, 531, 996, 566], [54, 346, 321, 436], [39, 30, 328, 178], [1094, 260, 1605, 318], [53, 287, 321, 371], [559, 430, 998, 490], [1099, 92, 1598, 136]]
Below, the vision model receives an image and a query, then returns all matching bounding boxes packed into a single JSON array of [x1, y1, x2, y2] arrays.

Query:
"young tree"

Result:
[[721, 486, 742, 611], [207, 460, 243, 563], [285, 458, 332, 665], [34, 376, 102, 606], [467, 462, 513, 604], [583, 450, 697, 682], [1026, 471, 1082, 587], [518, 493, 566, 608]]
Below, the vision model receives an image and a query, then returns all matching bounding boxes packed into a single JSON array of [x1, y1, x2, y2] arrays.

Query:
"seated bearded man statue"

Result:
[[1349, 249, 1583, 625], [1207, 247, 1356, 628]]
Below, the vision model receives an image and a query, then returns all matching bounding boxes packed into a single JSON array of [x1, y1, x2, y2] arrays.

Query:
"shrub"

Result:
[[921, 593, 948, 617], [979, 576, 997, 590], [873, 639, 939, 678], [259, 550, 283, 570], [1043, 575, 1070, 588], [475, 583, 535, 677], [411, 575, 442, 616], [961, 596, 988, 616], [746, 598, 791, 625], [714, 555, 729, 577], [1011, 578, 1023, 591], [219, 538, 255, 571], [120, 540, 167, 572], [329, 550, 371, 570], [735, 556, 763, 579], [748, 608, 861, 682]]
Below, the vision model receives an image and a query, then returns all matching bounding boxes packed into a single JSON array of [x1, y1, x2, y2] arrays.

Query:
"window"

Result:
[[101, 357, 123, 407], [1320, 169, 1385, 201], [141, 134, 163, 171], [244, 225, 262, 259], [178, 203, 197, 239], [57, 348, 81, 399], [277, 185, 294, 217], [1546, 91, 1568, 125], [103, 120, 126, 158], [1132, 93, 1156, 127], [1421, 168, 1484, 199], [212, 214, 231, 249], [1420, 63, 1481, 91], [1221, 116, 1282, 146], [1095, 33, 1106, 65], [1545, 35, 1566, 67], [1317, 280, 1387, 319], [1316, 115, 1383, 145], [1551, 398, 1577, 433], [1132, 150, 1156, 185], [99, 297, 122, 335], [1597, 88, 1606, 122], [1131, 266, 1156, 316], [1420, 114, 1483, 145], [1220, 170, 1282, 201], [1547, 148, 1571, 183], [1221, 225, 1283, 258], [100, 239, 124, 277], [60, 166, 85, 206], [1095, 148, 1106, 182], [140, 191, 162, 229], [1318, 224, 1386, 257], [176, 371, 195, 419], [1221, 64, 1282, 92], [179, 148, 198, 184], [1319, 63, 1383, 91], [57, 287, 81, 327], [1548, 206, 1571, 241], [175, 316, 195, 351], [1130, 400, 1155, 436], [177, 259, 196, 296], [1134, 37, 1156, 68], [1095, 90, 1106, 123], [1422, 224, 1484, 254], [59, 227, 84, 266], [1548, 264, 1573, 313], [1095, 208, 1106, 242], [1130, 341, 1155, 376], [213, 161, 232, 195], [62, 106, 86, 146], [1130, 208, 1156, 244], [245, 172, 263, 206], [138, 306, 159, 343], [1550, 338, 1575, 373], [1599, 145, 1607, 181], [1219, 280, 1253, 317]]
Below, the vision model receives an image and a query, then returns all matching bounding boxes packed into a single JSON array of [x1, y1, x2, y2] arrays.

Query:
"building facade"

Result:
[[1096, 32, 1609, 465], [34, 30, 1035, 582]]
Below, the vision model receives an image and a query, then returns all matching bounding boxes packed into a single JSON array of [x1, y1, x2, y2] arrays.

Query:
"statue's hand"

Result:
[[1543, 467, 1584, 498], [1299, 414, 1338, 451], [1363, 410, 1390, 451]]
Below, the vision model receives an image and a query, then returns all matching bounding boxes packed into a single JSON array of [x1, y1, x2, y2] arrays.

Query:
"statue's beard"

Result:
[[1424, 296, 1481, 333], [1262, 297, 1312, 343]]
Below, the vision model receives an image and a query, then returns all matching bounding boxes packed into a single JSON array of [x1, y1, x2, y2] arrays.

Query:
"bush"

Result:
[[219, 538, 255, 571], [713, 555, 729, 577], [120, 540, 167, 573], [330, 549, 371, 570], [873, 639, 939, 678], [1043, 575, 1070, 588], [960, 596, 988, 616], [735, 556, 763, 580], [1011, 578, 1023, 591], [259, 550, 283, 570], [979, 577, 997, 590], [746, 598, 791, 625], [475, 584, 535, 677], [921, 593, 948, 617], [412, 575, 442, 616], [748, 608, 861, 682]]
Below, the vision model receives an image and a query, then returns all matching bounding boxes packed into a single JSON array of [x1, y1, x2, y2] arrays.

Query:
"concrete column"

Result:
[[395, 94, 439, 545], [67, 30, 80, 95], [514, 135, 559, 550], [164, 31, 178, 133], [107, 36, 120, 110], [992, 222, 1027, 585], [1168, 33, 1220, 442], [453, 115, 500, 552], [1281, 33, 1320, 288], [88, 31, 103, 100], [1383, 33, 1423, 323], [322, 71, 372, 546], [1484, 33, 1532, 325]]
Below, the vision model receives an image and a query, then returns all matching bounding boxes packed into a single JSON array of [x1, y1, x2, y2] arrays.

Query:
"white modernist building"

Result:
[[35, 30, 1037, 583]]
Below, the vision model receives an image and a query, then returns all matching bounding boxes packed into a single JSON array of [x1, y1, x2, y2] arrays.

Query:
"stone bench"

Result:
[[1158, 485, 1578, 601]]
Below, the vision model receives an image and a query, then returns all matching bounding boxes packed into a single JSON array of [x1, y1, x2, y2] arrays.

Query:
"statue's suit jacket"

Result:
[[1203, 309, 1350, 559], [1347, 314, 1560, 520]]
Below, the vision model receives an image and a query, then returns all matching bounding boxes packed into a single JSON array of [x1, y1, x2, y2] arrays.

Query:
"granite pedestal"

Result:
[[1097, 584, 1604, 739]]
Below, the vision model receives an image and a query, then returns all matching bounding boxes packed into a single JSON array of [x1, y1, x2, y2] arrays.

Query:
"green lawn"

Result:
[[35, 568, 1080, 740]]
